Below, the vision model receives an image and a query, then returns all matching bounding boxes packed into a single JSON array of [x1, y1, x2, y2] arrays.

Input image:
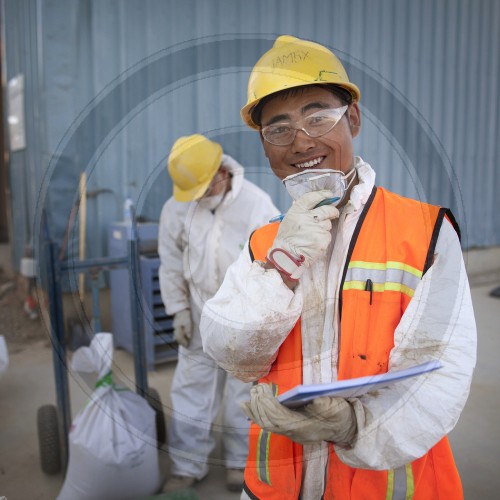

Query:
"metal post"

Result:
[[128, 233, 148, 397], [45, 240, 71, 467], [90, 270, 101, 333]]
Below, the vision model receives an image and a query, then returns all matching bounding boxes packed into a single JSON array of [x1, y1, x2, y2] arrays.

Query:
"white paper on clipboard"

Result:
[[277, 360, 442, 409]]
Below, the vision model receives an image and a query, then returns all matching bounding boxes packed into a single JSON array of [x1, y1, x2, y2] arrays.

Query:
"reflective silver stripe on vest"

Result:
[[256, 383, 278, 486], [387, 464, 414, 500], [393, 465, 407, 499], [257, 429, 272, 485], [343, 261, 423, 298]]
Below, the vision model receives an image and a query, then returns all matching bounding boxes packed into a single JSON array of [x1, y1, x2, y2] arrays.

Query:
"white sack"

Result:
[[57, 333, 161, 500]]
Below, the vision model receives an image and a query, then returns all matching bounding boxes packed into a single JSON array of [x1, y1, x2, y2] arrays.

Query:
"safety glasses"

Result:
[[261, 105, 348, 146]]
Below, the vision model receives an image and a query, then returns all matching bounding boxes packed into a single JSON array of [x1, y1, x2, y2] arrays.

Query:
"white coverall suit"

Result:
[[158, 154, 278, 479], [201, 159, 477, 499]]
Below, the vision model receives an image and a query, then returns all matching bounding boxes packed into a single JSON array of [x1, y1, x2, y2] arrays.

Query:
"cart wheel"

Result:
[[37, 404, 62, 475], [145, 388, 166, 446]]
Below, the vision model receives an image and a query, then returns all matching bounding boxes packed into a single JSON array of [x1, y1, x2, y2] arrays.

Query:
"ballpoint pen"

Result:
[[268, 197, 340, 223]]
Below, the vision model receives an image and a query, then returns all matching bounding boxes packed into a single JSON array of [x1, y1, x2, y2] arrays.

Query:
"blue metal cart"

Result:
[[37, 215, 166, 474]]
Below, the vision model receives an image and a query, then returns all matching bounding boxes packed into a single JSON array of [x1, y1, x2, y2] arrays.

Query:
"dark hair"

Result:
[[250, 84, 354, 127]]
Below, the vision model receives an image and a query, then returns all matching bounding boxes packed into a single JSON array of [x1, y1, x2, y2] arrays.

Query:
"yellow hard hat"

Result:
[[241, 35, 361, 129], [168, 134, 223, 202]]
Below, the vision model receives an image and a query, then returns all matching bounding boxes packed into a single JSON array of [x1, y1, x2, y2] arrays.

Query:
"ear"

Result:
[[348, 103, 361, 138]]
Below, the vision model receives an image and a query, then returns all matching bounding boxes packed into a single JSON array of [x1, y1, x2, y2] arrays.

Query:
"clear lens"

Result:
[[262, 106, 348, 146], [303, 107, 347, 136], [263, 125, 294, 145]]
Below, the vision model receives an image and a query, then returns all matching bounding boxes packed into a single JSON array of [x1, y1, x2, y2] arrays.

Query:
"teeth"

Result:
[[295, 157, 324, 168]]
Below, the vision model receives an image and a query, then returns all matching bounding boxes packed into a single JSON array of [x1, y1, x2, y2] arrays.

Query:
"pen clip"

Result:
[[268, 196, 340, 223], [268, 214, 285, 223], [314, 196, 340, 208], [365, 278, 373, 305]]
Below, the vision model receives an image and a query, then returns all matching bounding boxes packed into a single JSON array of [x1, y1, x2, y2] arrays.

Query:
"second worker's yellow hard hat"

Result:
[[168, 134, 223, 202], [241, 35, 361, 129]]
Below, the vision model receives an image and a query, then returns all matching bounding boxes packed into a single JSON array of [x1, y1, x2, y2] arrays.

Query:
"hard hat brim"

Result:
[[173, 177, 213, 202], [241, 81, 361, 130]]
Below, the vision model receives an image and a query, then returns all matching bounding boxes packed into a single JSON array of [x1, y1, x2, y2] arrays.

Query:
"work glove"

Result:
[[173, 309, 193, 348], [267, 190, 339, 281], [241, 383, 357, 446]]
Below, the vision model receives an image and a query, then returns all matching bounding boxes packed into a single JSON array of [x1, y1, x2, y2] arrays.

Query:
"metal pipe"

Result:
[[128, 209, 148, 397], [46, 239, 70, 469]]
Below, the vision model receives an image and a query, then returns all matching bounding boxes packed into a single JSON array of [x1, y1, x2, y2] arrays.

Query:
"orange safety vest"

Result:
[[244, 186, 463, 500]]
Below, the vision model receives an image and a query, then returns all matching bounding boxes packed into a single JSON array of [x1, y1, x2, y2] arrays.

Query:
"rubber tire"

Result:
[[145, 387, 167, 446], [37, 404, 62, 475]]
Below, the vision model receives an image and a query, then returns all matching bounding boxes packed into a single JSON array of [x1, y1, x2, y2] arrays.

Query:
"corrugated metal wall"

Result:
[[2, 0, 499, 270], [2, 0, 47, 265]]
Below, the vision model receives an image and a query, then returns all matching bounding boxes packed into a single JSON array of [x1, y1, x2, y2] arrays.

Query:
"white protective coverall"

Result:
[[200, 158, 477, 499], [158, 154, 279, 479]]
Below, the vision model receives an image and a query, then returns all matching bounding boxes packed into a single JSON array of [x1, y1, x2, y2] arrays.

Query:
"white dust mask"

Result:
[[198, 192, 225, 211], [283, 168, 356, 203]]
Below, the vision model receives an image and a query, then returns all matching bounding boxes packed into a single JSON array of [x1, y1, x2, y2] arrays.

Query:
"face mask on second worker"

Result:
[[282, 168, 356, 204], [198, 192, 225, 211]]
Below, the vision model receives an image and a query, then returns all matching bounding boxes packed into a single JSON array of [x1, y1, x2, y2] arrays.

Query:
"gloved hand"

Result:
[[241, 384, 357, 446], [267, 190, 339, 281], [173, 309, 193, 348]]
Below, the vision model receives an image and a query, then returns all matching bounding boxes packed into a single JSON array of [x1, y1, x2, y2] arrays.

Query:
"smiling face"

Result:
[[259, 86, 361, 181]]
